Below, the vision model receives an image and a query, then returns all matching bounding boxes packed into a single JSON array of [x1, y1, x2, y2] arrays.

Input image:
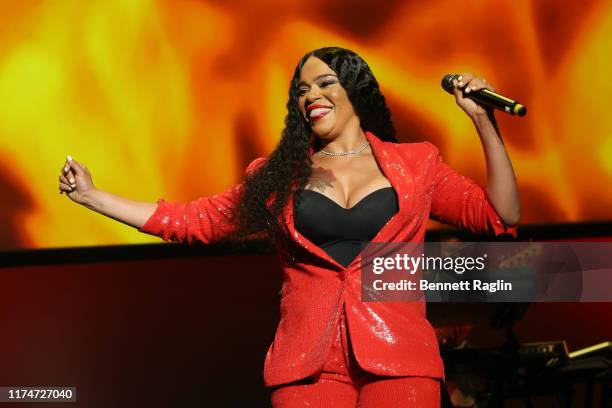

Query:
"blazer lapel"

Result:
[[281, 132, 413, 270], [363, 131, 413, 243]]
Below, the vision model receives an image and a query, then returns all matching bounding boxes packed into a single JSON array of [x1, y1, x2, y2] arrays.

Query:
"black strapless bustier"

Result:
[[293, 187, 399, 267]]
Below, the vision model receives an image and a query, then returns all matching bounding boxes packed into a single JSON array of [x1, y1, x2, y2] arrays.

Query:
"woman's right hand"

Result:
[[58, 155, 96, 205]]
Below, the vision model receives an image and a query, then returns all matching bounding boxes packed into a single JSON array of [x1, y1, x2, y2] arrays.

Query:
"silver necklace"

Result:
[[319, 141, 370, 156]]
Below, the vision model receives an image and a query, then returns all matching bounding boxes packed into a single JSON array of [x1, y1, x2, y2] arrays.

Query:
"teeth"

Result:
[[309, 107, 331, 118]]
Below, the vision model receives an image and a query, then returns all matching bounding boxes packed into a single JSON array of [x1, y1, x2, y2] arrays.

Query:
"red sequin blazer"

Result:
[[139, 131, 517, 386]]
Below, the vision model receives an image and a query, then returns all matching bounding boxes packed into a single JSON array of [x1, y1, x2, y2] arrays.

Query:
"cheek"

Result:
[[330, 91, 352, 117]]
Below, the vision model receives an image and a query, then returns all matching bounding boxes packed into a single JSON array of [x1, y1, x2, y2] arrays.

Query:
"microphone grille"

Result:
[[441, 74, 459, 94]]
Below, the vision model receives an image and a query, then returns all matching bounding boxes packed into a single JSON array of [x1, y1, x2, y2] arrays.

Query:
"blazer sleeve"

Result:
[[138, 157, 267, 244], [425, 142, 518, 237]]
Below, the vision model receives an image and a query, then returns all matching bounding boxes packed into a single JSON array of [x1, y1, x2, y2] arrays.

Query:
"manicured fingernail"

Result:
[[465, 87, 471, 93], [67, 155, 73, 161], [64, 166, 68, 173], [458, 81, 463, 86], [69, 178, 75, 184], [458, 75, 463, 81]]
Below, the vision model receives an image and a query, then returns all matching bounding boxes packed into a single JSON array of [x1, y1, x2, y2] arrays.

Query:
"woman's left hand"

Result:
[[452, 73, 495, 119]]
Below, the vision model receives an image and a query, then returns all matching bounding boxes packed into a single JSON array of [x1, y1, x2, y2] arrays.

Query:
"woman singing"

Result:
[[58, 47, 520, 407]]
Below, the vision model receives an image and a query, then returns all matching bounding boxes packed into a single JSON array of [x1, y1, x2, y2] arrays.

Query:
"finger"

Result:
[[60, 171, 76, 188], [465, 78, 492, 93], [452, 79, 464, 101], [66, 155, 83, 177], [68, 157, 87, 177], [466, 79, 486, 93], [65, 171, 76, 186], [452, 80, 461, 97], [63, 157, 78, 181], [470, 81, 495, 93], [59, 181, 74, 192], [59, 173, 72, 186], [463, 75, 493, 93], [456, 73, 474, 89]]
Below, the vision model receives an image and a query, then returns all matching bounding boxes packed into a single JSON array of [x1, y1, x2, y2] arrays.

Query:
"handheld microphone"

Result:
[[441, 74, 527, 117]]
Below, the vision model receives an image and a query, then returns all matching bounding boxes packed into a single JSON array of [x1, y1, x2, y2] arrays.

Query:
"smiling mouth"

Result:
[[308, 107, 332, 121]]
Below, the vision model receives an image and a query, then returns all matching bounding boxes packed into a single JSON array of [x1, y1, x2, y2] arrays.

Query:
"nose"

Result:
[[305, 85, 322, 103], [303, 89, 322, 116]]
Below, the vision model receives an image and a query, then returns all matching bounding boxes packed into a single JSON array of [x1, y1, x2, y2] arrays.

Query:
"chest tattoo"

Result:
[[307, 166, 336, 192]]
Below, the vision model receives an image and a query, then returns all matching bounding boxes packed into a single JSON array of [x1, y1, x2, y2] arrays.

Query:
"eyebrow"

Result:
[[298, 73, 338, 86]]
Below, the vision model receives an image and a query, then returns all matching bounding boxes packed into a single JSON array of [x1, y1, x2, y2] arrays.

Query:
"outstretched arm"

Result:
[[59, 156, 157, 229], [83, 189, 158, 230], [59, 156, 267, 244], [135, 157, 267, 243]]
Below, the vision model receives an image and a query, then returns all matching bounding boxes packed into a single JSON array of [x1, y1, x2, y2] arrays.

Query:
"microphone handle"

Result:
[[469, 88, 527, 117]]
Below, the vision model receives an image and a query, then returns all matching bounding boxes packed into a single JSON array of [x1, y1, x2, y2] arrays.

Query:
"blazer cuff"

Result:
[[484, 195, 518, 238], [138, 198, 171, 239]]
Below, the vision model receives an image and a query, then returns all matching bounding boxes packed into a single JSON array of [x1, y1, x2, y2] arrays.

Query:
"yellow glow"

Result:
[[2, 0, 611, 250]]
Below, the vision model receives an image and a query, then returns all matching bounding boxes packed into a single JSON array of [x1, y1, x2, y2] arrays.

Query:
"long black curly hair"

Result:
[[231, 46, 397, 244]]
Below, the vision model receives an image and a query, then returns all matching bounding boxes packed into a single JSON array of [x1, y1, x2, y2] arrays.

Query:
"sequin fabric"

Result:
[[138, 132, 518, 387], [138, 157, 266, 244]]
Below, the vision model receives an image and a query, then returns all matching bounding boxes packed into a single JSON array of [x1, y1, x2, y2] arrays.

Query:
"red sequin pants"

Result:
[[270, 306, 441, 407]]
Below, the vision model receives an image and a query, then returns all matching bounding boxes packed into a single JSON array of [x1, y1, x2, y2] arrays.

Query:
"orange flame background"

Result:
[[1, 0, 611, 251]]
